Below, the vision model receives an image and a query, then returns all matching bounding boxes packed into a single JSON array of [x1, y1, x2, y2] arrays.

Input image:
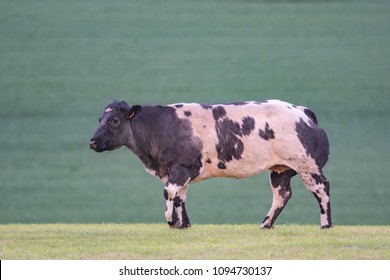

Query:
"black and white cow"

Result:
[[89, 100, 332, 229]]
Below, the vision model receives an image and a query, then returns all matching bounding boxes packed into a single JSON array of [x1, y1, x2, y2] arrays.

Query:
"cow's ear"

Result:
[[129, 105, 142, 120]]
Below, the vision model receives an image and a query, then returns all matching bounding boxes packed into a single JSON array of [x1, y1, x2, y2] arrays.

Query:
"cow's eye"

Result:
[[109, 118, 120, 126]]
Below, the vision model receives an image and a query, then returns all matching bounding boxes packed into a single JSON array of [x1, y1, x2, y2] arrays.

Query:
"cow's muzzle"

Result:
[[89, 139, 98, 151]]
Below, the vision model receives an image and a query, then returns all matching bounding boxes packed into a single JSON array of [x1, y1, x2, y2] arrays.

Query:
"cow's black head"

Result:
[[89, 100, 142, 152]]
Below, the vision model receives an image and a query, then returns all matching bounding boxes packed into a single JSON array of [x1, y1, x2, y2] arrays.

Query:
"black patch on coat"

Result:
[[259, 122, 275, 140], [311, 173, 329, 186], [168, 158, 203, 187], [201, 104, 213, 110], [212, 106, 258, 165], [312, 174, 330, 197], [179, 202, 191, 228], [323, 180, 330, 196], [212, 106, 227, 120], [173, 196, 183, 208], [303, 108, 319, 125], [206, 101, 249, 108], [175, 104, 184, 108], [295, 118, 329, 168], [313, 193, 325, 214], [130, 106, 203, 185], [214, 115, 244, 163], [172, 195, 191, 228], [254, 100, 268, 105], [168, 207, 179, 227], [312, 173, 323, 185], [262, 216, 270, 224], [270, 169, 297, 188], [224, 101, 248, 106], [206, 158, 212, 164], [184, 111, 192, 117], [241, 116, 255, 136], [218, 162, 226, 169]]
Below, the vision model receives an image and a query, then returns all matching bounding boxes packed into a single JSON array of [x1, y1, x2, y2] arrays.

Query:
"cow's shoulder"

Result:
[[133, 105, 200, 144], [131, 104, 203, 181]]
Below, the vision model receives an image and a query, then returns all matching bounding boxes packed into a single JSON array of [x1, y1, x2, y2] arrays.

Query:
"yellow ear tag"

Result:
[[129, 112, 135, 120]]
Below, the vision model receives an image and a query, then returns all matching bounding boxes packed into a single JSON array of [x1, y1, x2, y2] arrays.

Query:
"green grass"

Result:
[[1, 224, 389, 259], [0, 0, 389, 226]]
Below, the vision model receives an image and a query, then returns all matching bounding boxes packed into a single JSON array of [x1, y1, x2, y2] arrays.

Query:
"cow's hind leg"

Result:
[[299, 170, 332, 229], [261, 169, 297, 229]]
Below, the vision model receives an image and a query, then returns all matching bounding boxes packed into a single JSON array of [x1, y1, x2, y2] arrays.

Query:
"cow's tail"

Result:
[[297, 106, 319, 125]]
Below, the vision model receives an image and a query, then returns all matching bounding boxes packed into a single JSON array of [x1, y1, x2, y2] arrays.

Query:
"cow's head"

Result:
[[89, 100, 142, 152]]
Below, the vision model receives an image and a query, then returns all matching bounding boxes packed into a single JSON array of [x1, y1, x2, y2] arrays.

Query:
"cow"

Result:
[[89, 99, 332, 229]]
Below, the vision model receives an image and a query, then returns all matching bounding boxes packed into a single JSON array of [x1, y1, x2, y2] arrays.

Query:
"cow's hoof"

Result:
[[168, 221, 191, 229], [320, 224, 333, 229], [260, 224, 274, 229], [178, 223, 191, 230], [168, 220, 181, 228]]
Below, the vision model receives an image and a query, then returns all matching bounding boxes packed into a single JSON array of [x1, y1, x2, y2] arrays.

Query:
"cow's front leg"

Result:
[[164, 183, 179, 228], [163, 183, 191, 229], [174, 185, 191, 228]]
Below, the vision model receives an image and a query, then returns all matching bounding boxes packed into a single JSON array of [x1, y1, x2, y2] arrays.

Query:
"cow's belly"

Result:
[[195, 161, 266, 182], [192, 145, 274, 183]]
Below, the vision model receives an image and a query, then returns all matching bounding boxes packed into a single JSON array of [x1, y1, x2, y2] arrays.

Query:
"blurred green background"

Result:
[[1, 0, 389, 225]]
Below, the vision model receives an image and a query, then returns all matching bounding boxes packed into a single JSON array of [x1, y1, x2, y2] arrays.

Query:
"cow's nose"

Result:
[[89, 139, 97, 150]]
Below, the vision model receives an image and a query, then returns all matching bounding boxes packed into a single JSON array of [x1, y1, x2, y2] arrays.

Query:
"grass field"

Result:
[[0, 0, 389, 229], [1, 224, 389, 259]]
